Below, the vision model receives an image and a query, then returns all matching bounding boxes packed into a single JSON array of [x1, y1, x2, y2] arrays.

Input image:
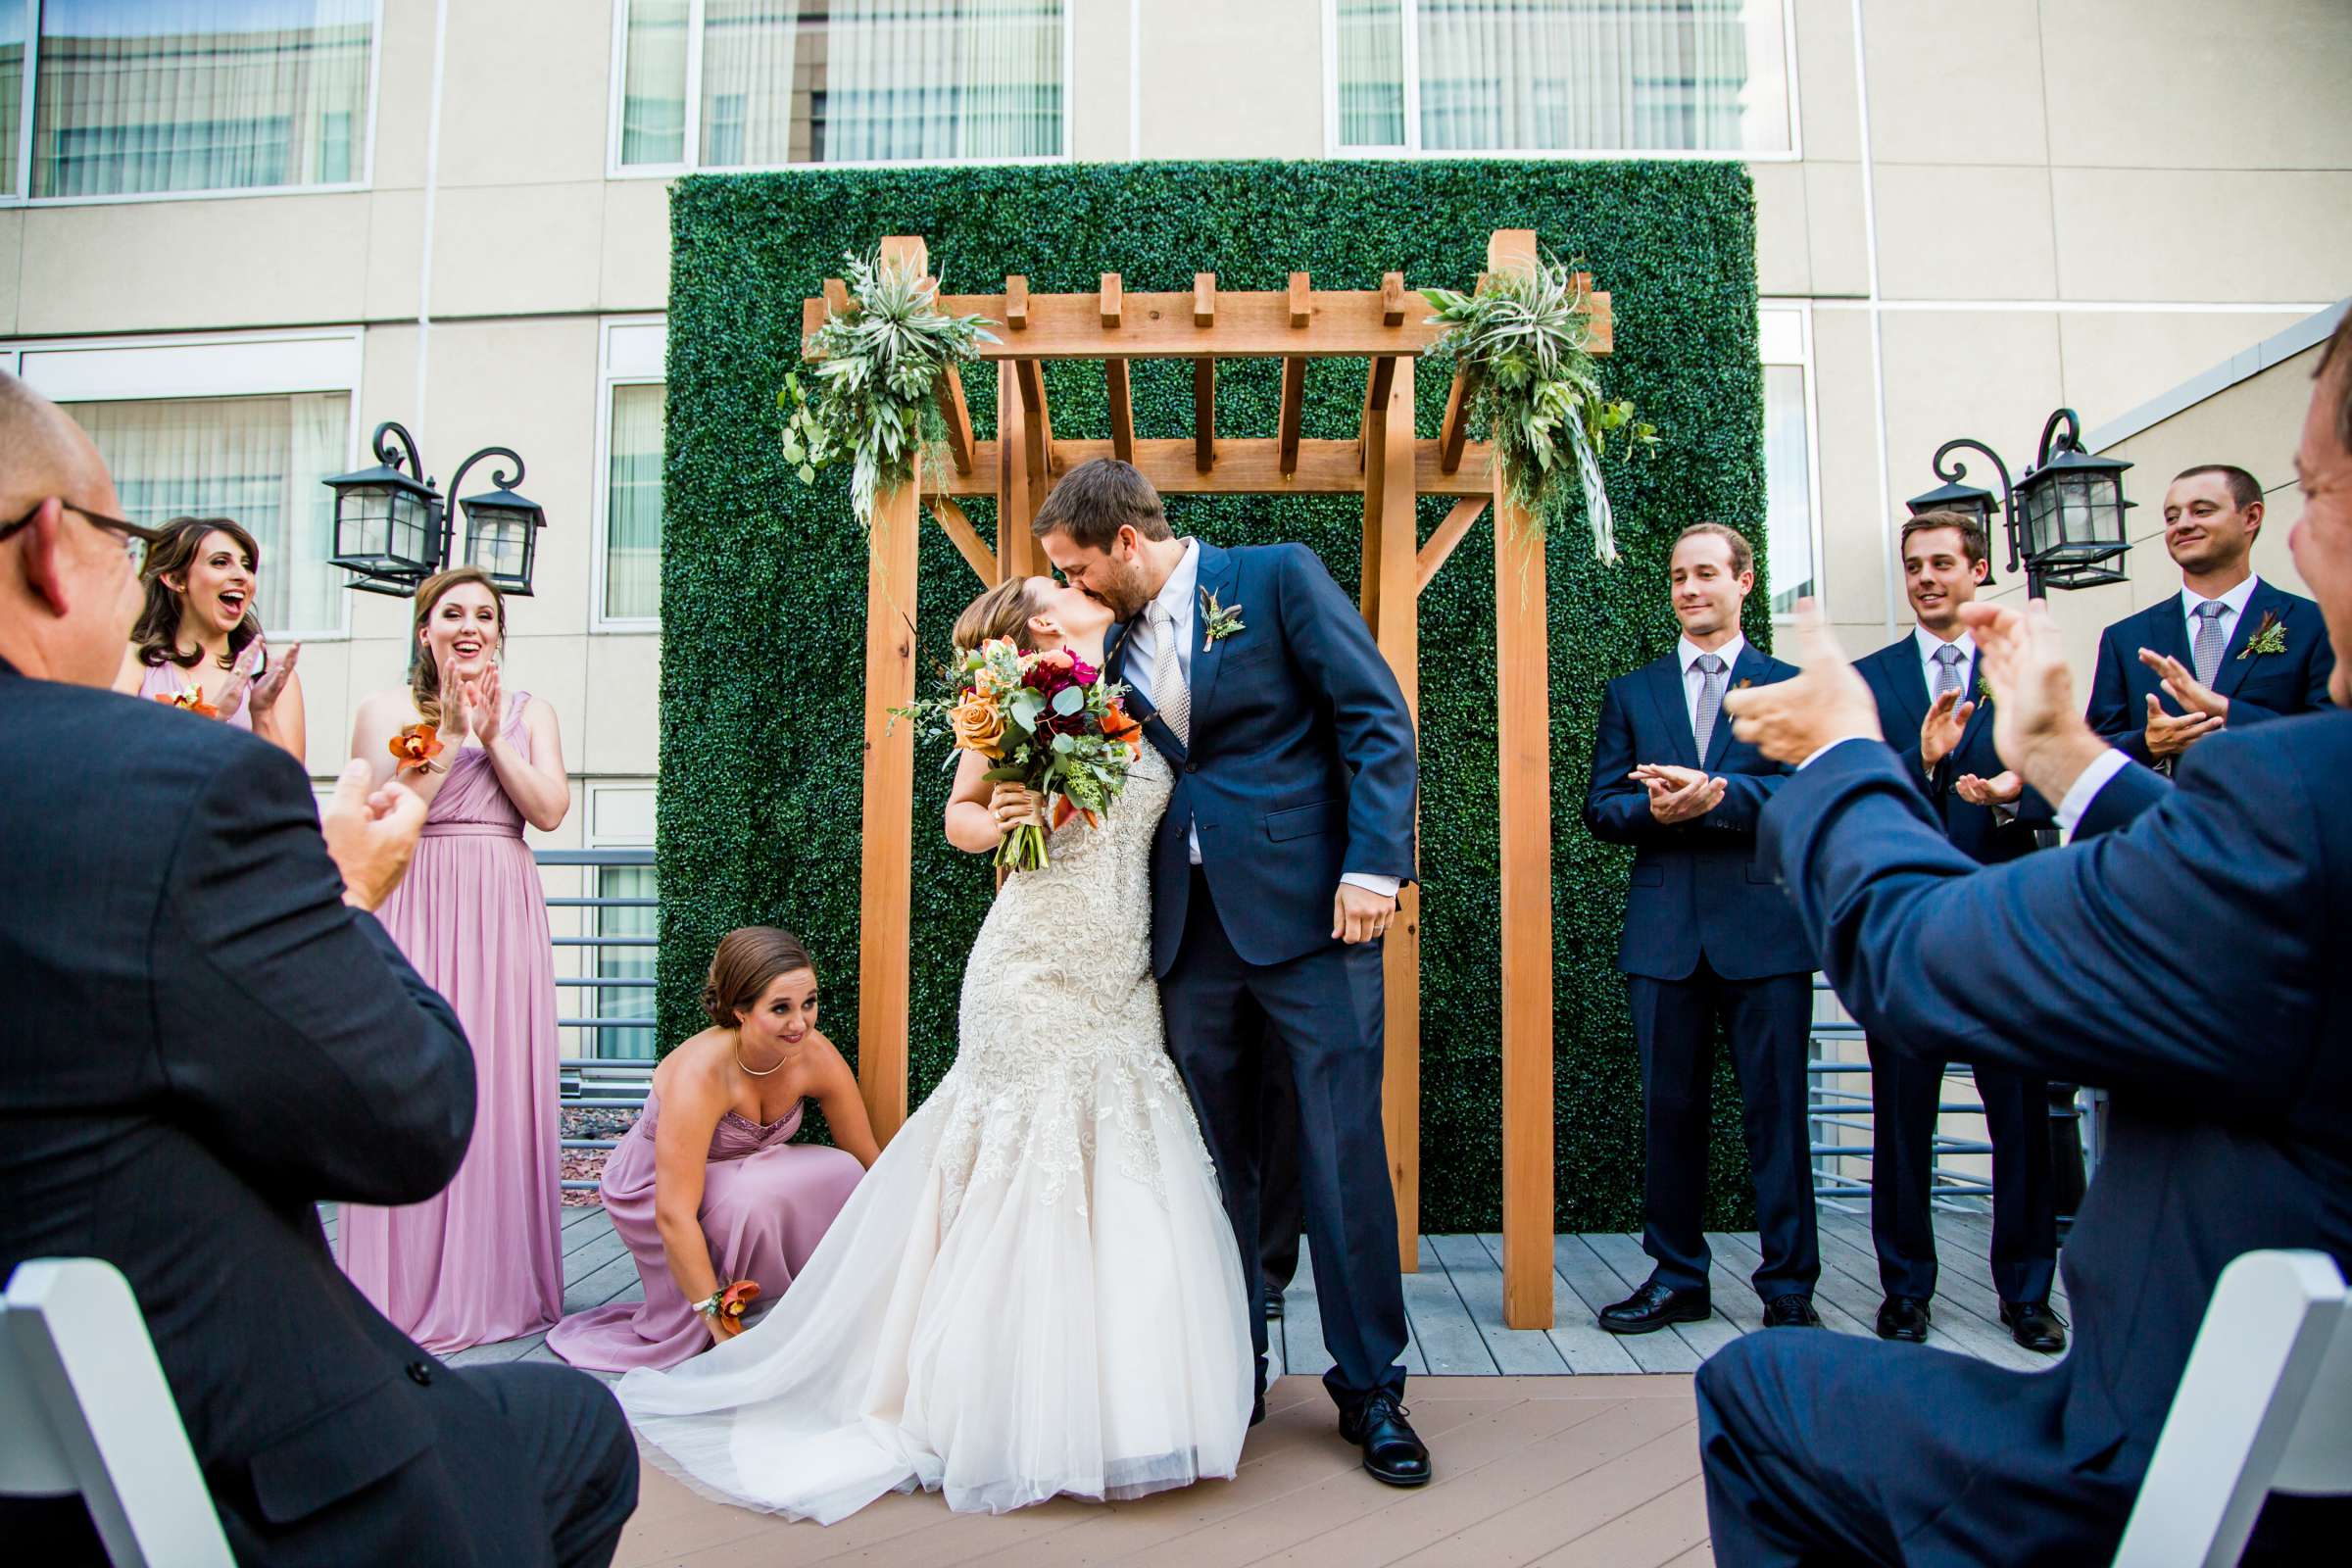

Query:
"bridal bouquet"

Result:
[[895, 638, 1144, 872]]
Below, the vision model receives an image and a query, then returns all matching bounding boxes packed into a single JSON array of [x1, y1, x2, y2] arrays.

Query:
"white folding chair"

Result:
[[2114, 1249, 2352, 1567], [1, 1258, 233, 1568]]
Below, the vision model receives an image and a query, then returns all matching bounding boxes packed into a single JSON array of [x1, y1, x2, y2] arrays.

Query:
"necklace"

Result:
[[733, 1037, 794, 1078]]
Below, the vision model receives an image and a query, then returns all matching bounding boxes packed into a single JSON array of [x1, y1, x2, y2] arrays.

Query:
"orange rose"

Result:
[[949, 690, 1007, 758], [155, 687, 220, 719], [390, 723, 445, 774], [1100, 702, 1142, 747]]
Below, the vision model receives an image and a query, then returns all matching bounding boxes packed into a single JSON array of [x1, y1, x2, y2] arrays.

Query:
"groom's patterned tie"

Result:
[[1151, 600, 1191, 747], [2191, 600, 2230, 689], [1690, 653, 1727, 760], [1933, 643, 1966, 701]]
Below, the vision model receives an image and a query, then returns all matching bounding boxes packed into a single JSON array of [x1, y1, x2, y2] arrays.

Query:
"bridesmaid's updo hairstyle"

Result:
[[409, 565, 507, 727], [951, 577, 1042, 656], [703, 926, 815, 1030]]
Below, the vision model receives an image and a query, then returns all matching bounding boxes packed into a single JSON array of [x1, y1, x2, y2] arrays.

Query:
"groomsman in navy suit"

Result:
[[1849, 511, 2061, 1352], [2085, 463, 2333, 769], [1584, 522, 1821, 1335]]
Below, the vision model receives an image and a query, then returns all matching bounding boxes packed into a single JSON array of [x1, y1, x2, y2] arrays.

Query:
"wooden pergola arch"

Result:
[[808, 229, 1610, 1329]]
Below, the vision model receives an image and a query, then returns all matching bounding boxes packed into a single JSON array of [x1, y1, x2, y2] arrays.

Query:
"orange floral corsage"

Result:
[[390, 723, 446, 774], [155, 687, 220, 718], [696, 1279, 761, 1337]]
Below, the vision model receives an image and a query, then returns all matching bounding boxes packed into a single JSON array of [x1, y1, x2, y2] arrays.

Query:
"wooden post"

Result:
[[997, 359, 1034, 582], [1364, 356, 1421, 1272], [855, 245, 928, 1141], [1490, 227, 1555, 1330]]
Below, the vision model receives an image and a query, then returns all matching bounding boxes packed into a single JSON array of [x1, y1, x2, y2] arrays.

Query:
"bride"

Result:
[[617, 575, 1253, 1523]]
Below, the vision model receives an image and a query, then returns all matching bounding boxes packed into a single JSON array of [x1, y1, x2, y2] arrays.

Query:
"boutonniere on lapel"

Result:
[[2236, 610, 2286, 661], [1199, 587, 1245, 653], [1733, 677, 1753, 691], [1975, 673, 1993, 706]]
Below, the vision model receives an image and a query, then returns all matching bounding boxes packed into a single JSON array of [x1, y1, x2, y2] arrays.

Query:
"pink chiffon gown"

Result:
[[338, 691, 564, 1353], [138, 660, 250, 728], [547, 1091, 863, 1372]]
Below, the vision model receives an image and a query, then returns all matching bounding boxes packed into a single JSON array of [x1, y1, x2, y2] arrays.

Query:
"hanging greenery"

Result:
[[781, 248, 998, 525], [1421, 256, 1657, 563]]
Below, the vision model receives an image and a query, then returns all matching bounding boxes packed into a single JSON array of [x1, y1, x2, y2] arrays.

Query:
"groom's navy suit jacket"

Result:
[[1758, 712, 2352, 1481], [1583, 645, 1814, 982], [1107, 541, 1417, 976], [1851, 634, 2052, 866], [2084, 577, 2332, 764]]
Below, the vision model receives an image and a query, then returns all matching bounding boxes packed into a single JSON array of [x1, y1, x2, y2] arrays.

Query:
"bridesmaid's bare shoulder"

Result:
[[802, 1029, 856, 1089], [652, 1029, 733, 1103]]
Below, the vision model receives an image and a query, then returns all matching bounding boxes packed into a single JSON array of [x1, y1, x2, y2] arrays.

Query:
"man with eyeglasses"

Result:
[[0, 372, 639, 1566]]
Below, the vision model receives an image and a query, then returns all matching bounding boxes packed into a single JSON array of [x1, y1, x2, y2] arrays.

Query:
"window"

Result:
[[582, 784, 659, 1063], [17, 330, 361, 637], [1333, 0, 1793, 158], [596, 318, 667, 628], [612, 0, 1066, 173], [5, 1, 376, 202], [1758, 304, 1818, 615]]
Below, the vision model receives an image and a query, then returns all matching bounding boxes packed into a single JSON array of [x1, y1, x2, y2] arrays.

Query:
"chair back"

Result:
[[1, 1258, 233, 1568], [2114, 1249, 2352, 1567]]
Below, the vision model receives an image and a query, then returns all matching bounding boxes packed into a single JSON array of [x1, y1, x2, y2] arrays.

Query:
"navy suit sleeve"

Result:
[[1758, 737, 2322, 1113], [1704, 766, 1785, 834], [1274, 544, 1418, 882], [1584, 679, 1670, 844], [2086, 625, 2152, 762], [2073, 758, 2171, 839], [156, 744, 476, 1204]]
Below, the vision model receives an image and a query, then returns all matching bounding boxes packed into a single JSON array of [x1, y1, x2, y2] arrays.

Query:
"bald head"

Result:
[[0, 372, 105, 517], [0, 372, 140, 687]]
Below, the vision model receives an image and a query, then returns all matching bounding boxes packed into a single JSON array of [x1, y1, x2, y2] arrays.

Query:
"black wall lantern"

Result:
[[1906, 408, 2134, 594], [326, 421, 546, 598]]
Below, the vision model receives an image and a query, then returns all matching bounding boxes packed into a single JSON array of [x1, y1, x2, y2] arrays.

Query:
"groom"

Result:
[[1034, 459, 1429, 1487]]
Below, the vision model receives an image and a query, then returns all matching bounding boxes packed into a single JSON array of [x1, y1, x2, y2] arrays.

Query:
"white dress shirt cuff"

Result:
[[2055, 750, 2132, 845], [1340, 873, 1400, 900]]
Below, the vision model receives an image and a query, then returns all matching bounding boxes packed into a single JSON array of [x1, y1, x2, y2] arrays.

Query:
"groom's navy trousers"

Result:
[[1111, 540, 1418, 1408]]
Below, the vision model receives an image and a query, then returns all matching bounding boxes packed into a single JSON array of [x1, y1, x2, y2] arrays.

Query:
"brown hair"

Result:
[[952, 576, 1043, 654], [2318, 310, 2352, 453], [1030, 458, 1173, 550], [409, 565, 506, 726], [1899, 510, 1989, 567], [132, 516, 264, 670], [1672, 521, 1755, 577], [2173, 464, 2263, 514], [702, 926, 814, 1030]]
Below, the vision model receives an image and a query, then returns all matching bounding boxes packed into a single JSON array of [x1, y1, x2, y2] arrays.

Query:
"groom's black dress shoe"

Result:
[[1876, 1295, 1931, 1343], [2001, 1299, 2068, 1353], [1263, 1284, 1286, 1321], [1339, 1391, 1430, 1487], [1761, 1295, 1822, 1329], [1596, 1280, 1711, 1336]]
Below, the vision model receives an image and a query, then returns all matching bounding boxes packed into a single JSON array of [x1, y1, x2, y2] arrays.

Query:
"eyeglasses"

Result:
[[0, 501, 168, 571]]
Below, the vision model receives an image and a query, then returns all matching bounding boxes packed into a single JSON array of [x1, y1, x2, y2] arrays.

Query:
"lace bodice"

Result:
[[928, 745, 1207, 1224]]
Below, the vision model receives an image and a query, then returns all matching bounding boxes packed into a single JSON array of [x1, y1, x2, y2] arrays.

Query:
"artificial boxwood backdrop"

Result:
[[658, 160, 1771, 1233]]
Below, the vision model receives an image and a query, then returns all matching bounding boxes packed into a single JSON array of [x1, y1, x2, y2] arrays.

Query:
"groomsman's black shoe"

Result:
[[1263, 1285, 1286, 1321], [1761, 1295, 1822, 1329], [1876, 1296, 1931, 1343], [2001, 1299, 2068, 1353], [1339, 1392, 1431, 1488], [1250, 1391, 1266, 1427], [1596, 1279, 1711, 1336]]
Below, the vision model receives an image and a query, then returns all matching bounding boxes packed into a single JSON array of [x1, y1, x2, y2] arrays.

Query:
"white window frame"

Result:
[[585, 779, 660, 849], [1758, 299, 1823, 623], [1321, 0, 1801, 163], [0, 0, 384, 208], [593, 316, 668, 633], [605, 0, 1077, 179], [8, 326, 365, 640]]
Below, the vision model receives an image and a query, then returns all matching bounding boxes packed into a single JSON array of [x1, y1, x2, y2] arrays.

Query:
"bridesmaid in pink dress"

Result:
[[114, 515, 305, 759], [550, 927, 876, 1371], [338, 565, 570, 1353]]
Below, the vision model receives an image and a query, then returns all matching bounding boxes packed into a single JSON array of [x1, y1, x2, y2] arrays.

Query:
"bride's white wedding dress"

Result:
[[616, 744, 1252, 1522]]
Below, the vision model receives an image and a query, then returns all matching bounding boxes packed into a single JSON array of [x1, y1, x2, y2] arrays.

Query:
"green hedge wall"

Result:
[[660, 160, 1770, 1233]]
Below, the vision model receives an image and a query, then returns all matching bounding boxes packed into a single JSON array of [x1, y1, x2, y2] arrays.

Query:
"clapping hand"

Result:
[[1632, 762, 1727, 823], [211, 639, 266, 721], [1720, 600, 1884, 764], [246, 641, 301, 718], [466, 662, 503, 746], [1954, 770, 2024, 807], [2137, 648, 2230, 722], [321, 759, 427, 911], [1919, 688, 1975, 770], [435, 653, 473, 742], [2141, 692, 2223, 759], [1956, 598, 2112, 800]]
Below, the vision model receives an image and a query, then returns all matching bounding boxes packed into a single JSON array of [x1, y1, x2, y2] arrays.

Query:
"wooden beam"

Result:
[[1358, 357, 1397, 469], [1098, 272, 1122, 329], [1004, 274, 1029, 332], [995, 361, 1036, 582], [1106, 359, 1135, 464], [822, 277, 850, 318], [1573, 272, 1614, 355], [1288, 270, 1311, 328], [1415, 497, 1489, 596], [935, 363, 974, 476], [923, 437, 1497, 498], [1437, 367, 1472, 474], [1194, 272, 1215, 327], [1193, 361, 1216, 472], [1360, 356, 1422, 1273], [927, 496, 995, 586], [1014, 358, 1054, 492], [1277, 357, 1305, 474], [1382, 270, 1407, 326], [1490, 227, 1554, 1332]]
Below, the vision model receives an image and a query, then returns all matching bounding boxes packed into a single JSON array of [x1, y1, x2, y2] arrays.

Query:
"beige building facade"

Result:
[[1, 0, 2346, 868]]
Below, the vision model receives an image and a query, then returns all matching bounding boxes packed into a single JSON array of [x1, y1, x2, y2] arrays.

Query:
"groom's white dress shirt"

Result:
[[1121, 537, 1399, 903]]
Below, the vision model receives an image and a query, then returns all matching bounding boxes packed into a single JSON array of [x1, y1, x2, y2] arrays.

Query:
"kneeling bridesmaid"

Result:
[[549, 927, 878, 1371]]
